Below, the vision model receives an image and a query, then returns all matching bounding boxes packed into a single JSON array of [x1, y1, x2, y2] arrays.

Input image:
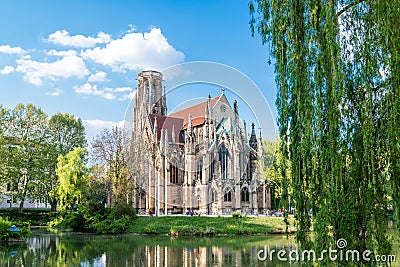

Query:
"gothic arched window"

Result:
[[219, 144, 229, 179], [197, 157, 203, 182], [211, 190, 217, 202], [224, 190, 232, 202], [209, 152, 215, 181], [145, 81, 149, 103], [169, 162, 182, 185], [151, 80, 157, 104], [241, 187, 250, 202]]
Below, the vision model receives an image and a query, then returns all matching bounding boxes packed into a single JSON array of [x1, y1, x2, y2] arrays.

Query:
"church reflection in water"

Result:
[[0, 232, 293, 267], [135, 245, 266, 267]]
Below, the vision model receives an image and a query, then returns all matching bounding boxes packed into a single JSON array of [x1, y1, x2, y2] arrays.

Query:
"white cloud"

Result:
[[46, 30, 112, 48], [0, 45, 27, 55], [74, 82, 116, 100], [0, 65, 15, 75], [16, 55, 89, 86], [81, 28, 185, 71], [46, 88, 63, 96], [108, 86, 131, 93], [119, 92, 134, 101], [47, 49, 78, 57], [74, 83, 133, 101], [88, 71, 109, 82], [21, 54, 31, 59]]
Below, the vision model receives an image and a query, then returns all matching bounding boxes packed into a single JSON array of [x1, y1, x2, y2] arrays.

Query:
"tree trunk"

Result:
[[50, 199, 58, 212], [19, 199, 24, 213]]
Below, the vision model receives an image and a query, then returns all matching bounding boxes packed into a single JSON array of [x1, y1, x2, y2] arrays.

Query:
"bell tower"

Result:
[[136, 70, 166, 116]]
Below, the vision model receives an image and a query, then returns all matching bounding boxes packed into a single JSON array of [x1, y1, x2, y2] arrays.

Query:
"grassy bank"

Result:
[[1, 208, 296, 236], [128, 216, 295, 236]]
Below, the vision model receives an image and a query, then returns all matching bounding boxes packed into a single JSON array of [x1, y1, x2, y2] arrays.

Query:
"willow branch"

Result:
[[337, 0, 366, 17]]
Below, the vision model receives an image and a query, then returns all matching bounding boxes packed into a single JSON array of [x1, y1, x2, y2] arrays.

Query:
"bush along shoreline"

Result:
[[49, 203, 137, 234], [0, 217, 30, 243], [1, 208, 295, 235]]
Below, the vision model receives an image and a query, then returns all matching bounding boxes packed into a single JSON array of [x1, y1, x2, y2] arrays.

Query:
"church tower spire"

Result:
[[249, 123, 257, 151]]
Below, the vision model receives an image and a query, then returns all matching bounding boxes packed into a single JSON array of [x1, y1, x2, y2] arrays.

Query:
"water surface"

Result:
[[1, 230, 295, 266]]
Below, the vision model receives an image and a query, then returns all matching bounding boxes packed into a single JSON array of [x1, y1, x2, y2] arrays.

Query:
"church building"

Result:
[[132, 70, 270, 215]]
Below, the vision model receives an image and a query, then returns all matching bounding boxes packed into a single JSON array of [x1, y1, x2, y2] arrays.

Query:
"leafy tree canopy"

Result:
[[250, 0, 399, 258]]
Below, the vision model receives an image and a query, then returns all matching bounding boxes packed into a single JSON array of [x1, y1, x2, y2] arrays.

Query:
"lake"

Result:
[[1, 230, 296, 266], [1, 229, 398, 266]]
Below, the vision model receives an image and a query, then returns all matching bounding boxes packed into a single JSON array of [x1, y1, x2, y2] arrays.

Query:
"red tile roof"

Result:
[[168, 96, 219, 125], [148, 96, 220, 142], [182, 116, 206, 129], [148, 114, 184, 143]]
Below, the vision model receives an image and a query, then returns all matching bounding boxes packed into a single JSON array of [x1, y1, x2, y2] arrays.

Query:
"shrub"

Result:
[[113, 202, 136, 218], [0, 217, 12, 241], [0, 217, 30, 241], [203, 227, 216, 236], [231, 211, 241, 219], [60, 211, 86, 232], [52, 205, 136, 234], [169, 225, 202, 236]]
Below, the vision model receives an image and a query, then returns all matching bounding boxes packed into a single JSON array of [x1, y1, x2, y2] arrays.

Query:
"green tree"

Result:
[[0, 105, 8, 184], [44, 113, 86, 211], [2, 104, 49, 212], [262, 139, 291, 210], [48, 113, 86, 155], [81, 164, 108, 214], [90, 126, 134, 209], [250, 0, 399, 259], [56, 147, 88, 212]]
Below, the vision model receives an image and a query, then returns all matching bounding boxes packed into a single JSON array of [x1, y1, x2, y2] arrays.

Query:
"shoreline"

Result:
[[2, 210, 296, 235]]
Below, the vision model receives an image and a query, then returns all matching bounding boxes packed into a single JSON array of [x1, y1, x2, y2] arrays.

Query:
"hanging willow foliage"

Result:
[[250, 0, 400, 263]]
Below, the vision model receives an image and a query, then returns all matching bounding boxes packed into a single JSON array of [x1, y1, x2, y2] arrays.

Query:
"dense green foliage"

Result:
[[0, 208, 57, 227], [261, 139, 291, 210], [56, 147, 88, 212], [52, 204, 136, 234], [0, 104, 86, 212], [250, 0, 399, 263], [0, 217, 29, 241], [46, 113, 86, 211]]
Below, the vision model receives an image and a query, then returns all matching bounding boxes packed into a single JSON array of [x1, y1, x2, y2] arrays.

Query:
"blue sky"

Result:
[[0, 0, 277, 141]]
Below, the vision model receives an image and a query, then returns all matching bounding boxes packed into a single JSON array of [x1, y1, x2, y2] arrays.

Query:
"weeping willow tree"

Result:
[[250, 0, 400, 262]]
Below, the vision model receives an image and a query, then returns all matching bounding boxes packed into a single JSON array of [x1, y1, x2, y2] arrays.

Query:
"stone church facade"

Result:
[[132, 70, 271, 215]]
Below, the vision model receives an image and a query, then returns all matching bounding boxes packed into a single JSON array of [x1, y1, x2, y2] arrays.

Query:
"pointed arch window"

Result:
[[241, 187, 250, 202], [145, 81, 149, 103], [219, 144, 229, 179], [197, 157, 203, 182], [211, 190, 217, 202], [209, 152, 216, 181], [224, 190, 232, 202], [170, 162, 182, 185], [151, 80, 157, 104]]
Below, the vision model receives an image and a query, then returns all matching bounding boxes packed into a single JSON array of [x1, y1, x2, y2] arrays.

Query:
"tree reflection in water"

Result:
[[0, 230, 296, 266]]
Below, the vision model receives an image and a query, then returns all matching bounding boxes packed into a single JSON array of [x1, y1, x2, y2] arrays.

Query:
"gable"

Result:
[[211, 93, 235, 124]]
